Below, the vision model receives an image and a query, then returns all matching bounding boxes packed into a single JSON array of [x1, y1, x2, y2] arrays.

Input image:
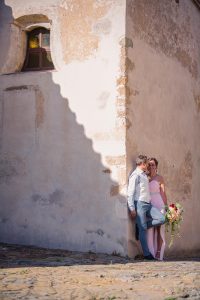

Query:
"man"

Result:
[[127, 154, 165, 260]]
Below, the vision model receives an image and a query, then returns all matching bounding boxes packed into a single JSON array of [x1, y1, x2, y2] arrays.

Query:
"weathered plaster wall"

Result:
[[1, 0, 199, 258], [0, 0, 128, 255], [126, 0, 200, 257]]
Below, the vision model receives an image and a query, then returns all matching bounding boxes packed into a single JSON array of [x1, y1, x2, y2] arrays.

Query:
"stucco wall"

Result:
[[0, 0, 128, 255], [1, 0, 199, 258], [126, 0, 200, 257]]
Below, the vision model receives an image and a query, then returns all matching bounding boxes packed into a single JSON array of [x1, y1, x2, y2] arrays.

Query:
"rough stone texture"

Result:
[[0, 243, 200, 300], [127, 0, 199, 78], [58, 0, 112, 64], [126, 0, 200, 257]]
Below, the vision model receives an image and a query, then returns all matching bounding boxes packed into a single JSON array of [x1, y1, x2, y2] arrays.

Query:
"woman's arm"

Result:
[[159, 175, 168, 205]]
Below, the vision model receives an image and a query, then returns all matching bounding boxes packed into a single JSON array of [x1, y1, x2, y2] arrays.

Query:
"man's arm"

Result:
[[127, 173, 137, 218]]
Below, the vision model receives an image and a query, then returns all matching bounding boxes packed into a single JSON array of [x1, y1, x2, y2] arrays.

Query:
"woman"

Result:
[[147, 157, 167, 260]]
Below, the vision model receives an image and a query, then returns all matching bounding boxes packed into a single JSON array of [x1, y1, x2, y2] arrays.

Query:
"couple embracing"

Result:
[[127, 155, 168, 260]]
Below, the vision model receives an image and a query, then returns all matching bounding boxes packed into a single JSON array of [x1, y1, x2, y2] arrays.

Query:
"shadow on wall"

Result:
[[0, 72, 130, 255], [0, 0, 13, 71], [0, 1, 140, 257]]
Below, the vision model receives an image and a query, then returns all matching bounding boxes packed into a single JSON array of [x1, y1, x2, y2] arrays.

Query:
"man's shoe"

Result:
[[144, 254, 155, 260], [134, 254, 144, 260]]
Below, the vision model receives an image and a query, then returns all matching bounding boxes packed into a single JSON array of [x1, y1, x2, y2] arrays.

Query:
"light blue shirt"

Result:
[[127, 167, 151, 211]]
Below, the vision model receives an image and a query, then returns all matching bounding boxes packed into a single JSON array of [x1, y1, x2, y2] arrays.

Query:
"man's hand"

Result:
[[130, 210, 137, 219]]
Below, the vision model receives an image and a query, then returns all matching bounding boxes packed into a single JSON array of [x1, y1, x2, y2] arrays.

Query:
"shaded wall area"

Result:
[[126, 0, 200, 257], [0, 0, 128, 255], [0, 72, 126, 254]]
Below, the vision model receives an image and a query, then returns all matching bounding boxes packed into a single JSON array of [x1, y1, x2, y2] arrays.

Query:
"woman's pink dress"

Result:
[[147, 179, 166, 260]]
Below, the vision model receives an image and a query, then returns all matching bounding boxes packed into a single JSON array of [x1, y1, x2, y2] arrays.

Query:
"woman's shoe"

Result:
[[155, 250, 161, 260]]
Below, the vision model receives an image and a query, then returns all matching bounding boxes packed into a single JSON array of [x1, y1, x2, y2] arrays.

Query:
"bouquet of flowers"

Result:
[[165, 202, 184, 247]]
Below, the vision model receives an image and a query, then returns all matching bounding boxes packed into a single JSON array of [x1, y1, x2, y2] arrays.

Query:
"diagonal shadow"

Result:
[[0, 242, 199, 270], [0, 0, 133, 264], [0, 242, 136, 269]]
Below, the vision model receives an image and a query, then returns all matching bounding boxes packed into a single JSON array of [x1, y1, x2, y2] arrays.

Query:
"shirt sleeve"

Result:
[[127, 173, 137, 211]]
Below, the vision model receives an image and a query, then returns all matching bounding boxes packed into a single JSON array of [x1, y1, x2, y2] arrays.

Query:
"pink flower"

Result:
[[165, 202, 184, 247]]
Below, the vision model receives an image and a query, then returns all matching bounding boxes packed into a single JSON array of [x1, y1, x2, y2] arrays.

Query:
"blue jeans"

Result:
[[134, 200, 165, 256]]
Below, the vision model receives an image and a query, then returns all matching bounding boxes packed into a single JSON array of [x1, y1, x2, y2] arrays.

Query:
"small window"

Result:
[[23, 27, 54, 71]]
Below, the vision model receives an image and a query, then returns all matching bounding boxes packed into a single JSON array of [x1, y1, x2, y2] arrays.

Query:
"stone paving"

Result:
[[0, 243, 199, 300]]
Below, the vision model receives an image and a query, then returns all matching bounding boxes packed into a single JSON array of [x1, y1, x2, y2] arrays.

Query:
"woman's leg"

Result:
[[155, 226, 163, 259], [146, 227, 155, 257]]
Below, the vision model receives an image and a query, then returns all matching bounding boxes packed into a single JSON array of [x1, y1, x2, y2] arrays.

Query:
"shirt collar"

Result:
[[136, 167, 145, 174]]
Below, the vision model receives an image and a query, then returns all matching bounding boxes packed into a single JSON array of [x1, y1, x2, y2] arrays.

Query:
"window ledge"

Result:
[[1, 69, 57, 76]]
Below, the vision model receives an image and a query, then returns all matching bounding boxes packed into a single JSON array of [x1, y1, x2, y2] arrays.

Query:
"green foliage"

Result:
[[165, 202, 184, 247]]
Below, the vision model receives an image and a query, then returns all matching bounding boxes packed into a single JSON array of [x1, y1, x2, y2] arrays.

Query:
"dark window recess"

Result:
[[23, 27, 54, 71]]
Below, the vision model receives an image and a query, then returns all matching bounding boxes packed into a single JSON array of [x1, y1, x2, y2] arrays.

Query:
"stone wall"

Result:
[[126, 0, 200, 257], [0, 0, 199, 258], [0, 0, 128, 255]]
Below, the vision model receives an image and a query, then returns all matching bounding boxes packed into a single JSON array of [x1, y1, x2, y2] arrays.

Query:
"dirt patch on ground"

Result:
[[0, 243, 199, 299]]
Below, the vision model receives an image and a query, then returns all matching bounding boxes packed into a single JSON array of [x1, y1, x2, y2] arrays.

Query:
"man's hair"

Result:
[[136, 155, 147, 166]]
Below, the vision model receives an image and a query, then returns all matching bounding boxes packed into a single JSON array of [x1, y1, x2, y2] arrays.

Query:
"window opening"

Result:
[[23, 27, 54, 71]]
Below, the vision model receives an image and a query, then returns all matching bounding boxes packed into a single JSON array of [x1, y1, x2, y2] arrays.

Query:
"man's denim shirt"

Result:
[[127, 167, 151, 211]]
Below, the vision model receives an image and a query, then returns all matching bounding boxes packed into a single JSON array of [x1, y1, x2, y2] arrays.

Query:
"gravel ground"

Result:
[[0, 243, 199, 300]]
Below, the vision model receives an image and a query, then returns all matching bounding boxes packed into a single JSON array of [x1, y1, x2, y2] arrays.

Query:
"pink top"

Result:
[[147, 179, 166, 260], [149, 179, 165, 211]]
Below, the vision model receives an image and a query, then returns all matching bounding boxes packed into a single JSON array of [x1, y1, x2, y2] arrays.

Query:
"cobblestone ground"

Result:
[[0, 244, 199, 300]]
